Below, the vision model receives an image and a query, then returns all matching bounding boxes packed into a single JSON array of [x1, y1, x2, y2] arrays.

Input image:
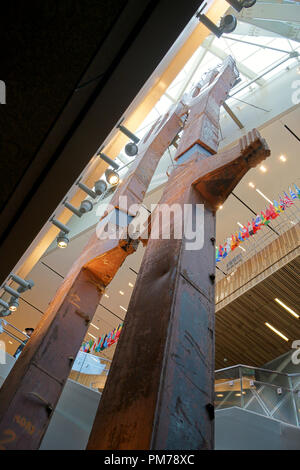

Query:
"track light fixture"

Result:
[[9, 274, 34, 292], [197, 12, 237, 38], [51, 218, 70, 249], [4, 285, 20, 298], [125, 142, 139, 157], [76, 178, 108, 199], [9, 298, 19, 312], [0, 275, 34, 316], [51, 217, 70, 234], [117, 123, 140, 157], [57, 231, 69, 249], [98, 151, 120, 170], [0, 299, 9, 310], [105, 168, 120, 186], [64, 199, 82, 218], [77, 180, 97, 199], [79, 199, 93, 214], [226, 0, 256, 12], [94, 179, 107, 196], [0, 309, 10, 318]]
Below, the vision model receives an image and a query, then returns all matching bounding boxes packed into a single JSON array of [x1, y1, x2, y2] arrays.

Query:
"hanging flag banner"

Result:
[[216, 184, 299, 263], [80, 323, 123, 354]]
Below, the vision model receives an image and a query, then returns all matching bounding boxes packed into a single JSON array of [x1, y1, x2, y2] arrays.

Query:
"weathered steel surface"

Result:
[[0, 103, 187, 450], [87, 57, 271, 450], [0, 55, 271, 450], [0, 268, 102, 450]]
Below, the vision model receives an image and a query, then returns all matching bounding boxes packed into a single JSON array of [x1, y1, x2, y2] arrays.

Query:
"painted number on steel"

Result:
[[14, 414, 35, 435], [0, 429, 17, 450]]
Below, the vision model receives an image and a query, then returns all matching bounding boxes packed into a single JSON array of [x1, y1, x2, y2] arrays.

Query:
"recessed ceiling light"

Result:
[[218, 205, 223, 210], [128, 282, 134, 288], [249, 182, 255, 188], [120, 306, 127, 312], [90, 323, 100, 330], [217, 394, 224, 397], [239, 246, 246, 252], [259, 165, 267, 173], [279, 155, 287, 162], [9, 341, 13, 345], [88, 333, 97, 340], [265, 322, 289, 341], [104, 294, 109, 298], [256, 188, 272, 204], [237, 222, 243, 228], [275, 298, 299, 319], [119, 291, 125, 296], [235, 393, 241, 397]]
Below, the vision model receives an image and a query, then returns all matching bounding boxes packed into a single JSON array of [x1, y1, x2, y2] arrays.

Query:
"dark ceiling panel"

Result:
[[0, 0, 128, 209]]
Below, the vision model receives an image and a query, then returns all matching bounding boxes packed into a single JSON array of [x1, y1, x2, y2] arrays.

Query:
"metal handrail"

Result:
[[215, 377, 296, 393], [215, 364, 300, 378]]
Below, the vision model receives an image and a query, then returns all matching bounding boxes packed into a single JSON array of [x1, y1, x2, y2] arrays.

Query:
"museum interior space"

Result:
[[0, 0, 299, 451]]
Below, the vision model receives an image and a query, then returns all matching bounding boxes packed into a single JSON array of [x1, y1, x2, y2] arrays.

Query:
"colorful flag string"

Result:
[[216, 184, 300, 263], [81, 323, 123, 354]]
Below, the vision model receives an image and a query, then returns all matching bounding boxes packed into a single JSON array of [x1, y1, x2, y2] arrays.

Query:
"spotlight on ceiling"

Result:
[[125, 142, 138, 157], [94, 179, 107, 196], [197, 12, 237, 37], [219, 14, 238, 34], [79, 199, 93, 214], [117, 123, 140, 157], [51, 218, 70, 249], [105, 168, 120, 186], [9, 274, 34, 291], [64, 199, 82, 218], [98, 152, 120, 170], [9, 298, 19, 312], [225, 0, 256, 12], [76, 180, 97, 199], [57, 231, 69, 249], [0, 299, 9, 310]]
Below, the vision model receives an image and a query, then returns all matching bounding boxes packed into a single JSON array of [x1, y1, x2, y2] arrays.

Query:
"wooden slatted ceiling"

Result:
[[215, 256, 300, 370], [216, 224, 299, 310]]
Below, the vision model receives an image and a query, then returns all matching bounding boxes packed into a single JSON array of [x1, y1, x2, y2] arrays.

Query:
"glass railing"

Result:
[[215, 365, 300, 427], [69, 350, 111, 393], [67, 355, 300, 426]]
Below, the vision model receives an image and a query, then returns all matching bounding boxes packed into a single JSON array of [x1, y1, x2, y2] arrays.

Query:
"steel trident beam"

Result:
[[87, 56, 270, 450], [0, 100, 188, 450]]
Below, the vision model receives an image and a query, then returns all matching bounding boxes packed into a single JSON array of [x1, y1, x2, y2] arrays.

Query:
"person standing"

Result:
[[13, 327, 34, 359]]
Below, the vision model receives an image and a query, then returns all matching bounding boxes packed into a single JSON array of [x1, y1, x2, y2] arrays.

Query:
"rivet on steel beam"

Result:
[[75, 310, 90, 325], [205, 403, 215, 420], [27, 392, 54, 417], [209, 274, 215, 284], [68, 356, 74, 363], [210, 237, 215, 245]]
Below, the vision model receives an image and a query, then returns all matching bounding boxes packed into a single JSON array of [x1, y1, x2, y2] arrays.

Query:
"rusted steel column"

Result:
[[87, 177, 216, 450], [87, 57, 270, 450], [0, 104, 186, 450], [0, 268, 103, 450]]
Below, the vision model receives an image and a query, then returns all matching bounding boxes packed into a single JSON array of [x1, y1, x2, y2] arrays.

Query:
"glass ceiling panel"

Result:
[[244, 48, 286, 73]]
